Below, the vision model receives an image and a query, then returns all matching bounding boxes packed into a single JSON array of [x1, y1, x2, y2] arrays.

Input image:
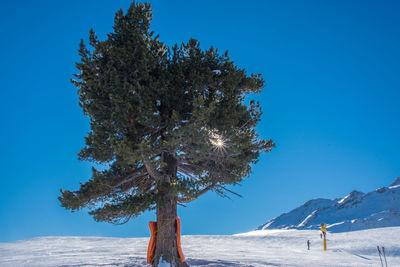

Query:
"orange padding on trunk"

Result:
[[176, 216, 185, 262], [147, 221, 157, 264], [146, 217, 185, 264]]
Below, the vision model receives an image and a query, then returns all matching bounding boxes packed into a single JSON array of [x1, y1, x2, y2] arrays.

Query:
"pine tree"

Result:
[[59, 2, 274, 266]]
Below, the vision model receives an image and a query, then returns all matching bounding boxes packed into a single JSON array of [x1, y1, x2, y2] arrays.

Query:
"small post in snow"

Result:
[[320, 222, 327, 251], [382, 247, 388, 267], [377, 246, 384, 267]]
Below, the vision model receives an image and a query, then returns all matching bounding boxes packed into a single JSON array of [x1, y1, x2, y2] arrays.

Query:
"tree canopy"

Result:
[[59, 2, 274, 225]]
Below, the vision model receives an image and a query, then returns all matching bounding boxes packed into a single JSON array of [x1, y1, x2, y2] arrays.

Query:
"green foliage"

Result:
[[59, 1, 274, 224]]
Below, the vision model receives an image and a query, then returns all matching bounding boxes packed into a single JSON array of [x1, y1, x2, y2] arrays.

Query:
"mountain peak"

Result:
[[337, 190, 364, 205], [390, 176, 400, 187]]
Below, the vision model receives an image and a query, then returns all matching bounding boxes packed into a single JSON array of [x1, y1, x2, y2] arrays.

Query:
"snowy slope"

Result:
[[1, 227, 400, 266], [257, 177, 400, 232]]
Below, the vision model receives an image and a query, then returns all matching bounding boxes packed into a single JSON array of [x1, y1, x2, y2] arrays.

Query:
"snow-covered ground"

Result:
[[1, 227, 399, 266]]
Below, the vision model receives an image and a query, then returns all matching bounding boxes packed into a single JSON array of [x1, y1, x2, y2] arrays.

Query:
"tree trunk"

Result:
[[152, 153, 189, 267], [153, 194, 188, 266]]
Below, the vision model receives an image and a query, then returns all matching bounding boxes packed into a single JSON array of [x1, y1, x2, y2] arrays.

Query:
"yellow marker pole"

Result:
[[320, 222, 327, 251]]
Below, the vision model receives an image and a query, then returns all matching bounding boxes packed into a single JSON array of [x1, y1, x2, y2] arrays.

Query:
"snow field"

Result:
[[1, 227, 399, 266]]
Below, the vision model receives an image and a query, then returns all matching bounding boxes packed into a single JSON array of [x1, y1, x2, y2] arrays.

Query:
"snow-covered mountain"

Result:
[[257, 177, 400, 232]]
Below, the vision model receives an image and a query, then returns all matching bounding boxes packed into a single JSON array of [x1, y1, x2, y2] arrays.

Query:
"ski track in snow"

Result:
[[1, 227, 400, 266]]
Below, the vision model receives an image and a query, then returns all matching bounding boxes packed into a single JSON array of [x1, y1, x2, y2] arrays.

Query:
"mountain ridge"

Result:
[[257, 177, 400, 232]]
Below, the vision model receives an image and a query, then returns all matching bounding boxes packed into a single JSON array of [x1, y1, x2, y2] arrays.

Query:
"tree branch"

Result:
[[178, 184, 215, 203], [141, 155, 163, 181], [218, 185, 242, 198]]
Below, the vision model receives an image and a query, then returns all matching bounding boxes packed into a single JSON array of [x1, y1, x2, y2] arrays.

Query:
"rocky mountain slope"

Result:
[[257, 177, 400, 232]]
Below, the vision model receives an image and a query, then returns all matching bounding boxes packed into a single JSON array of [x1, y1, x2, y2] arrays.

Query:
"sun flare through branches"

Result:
[[209, 129, 226, 151]]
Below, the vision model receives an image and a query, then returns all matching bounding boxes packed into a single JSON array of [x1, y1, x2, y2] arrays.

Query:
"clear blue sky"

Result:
[[1, 0, 399, 242]]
